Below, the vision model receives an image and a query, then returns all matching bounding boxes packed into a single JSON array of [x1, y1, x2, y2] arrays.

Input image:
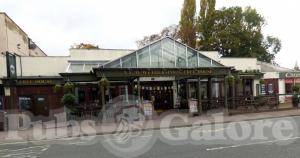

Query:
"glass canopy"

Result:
[[102, 37, 223, 68]]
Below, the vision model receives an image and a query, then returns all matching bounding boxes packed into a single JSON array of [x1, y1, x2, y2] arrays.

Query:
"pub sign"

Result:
[[6, 52, 17, 79]]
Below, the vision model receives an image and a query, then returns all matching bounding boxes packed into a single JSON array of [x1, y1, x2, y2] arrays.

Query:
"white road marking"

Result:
[[0, 145, 50, 158], [206, 136, 300, 151], [68, 142, 88, 145], [10, 145, 48, 152]]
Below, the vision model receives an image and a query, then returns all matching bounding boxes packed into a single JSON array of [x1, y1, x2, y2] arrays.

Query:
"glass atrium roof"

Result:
[[102, 37, 223, 68]]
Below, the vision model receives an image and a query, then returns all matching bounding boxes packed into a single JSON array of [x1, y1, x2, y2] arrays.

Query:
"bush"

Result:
[[292, 94, 299, 104], [292, 85, 300, 93], [61, 93, 76, 108]]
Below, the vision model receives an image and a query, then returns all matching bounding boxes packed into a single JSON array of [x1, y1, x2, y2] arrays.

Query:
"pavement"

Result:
[[2, 108, 300, 142]]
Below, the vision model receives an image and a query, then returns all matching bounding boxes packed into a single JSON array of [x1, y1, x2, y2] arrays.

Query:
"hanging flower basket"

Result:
[[63, 82, 75, 94], [53, 84, 62, 93], [259, 79, 265, 85], [98, 75, 110, 89]]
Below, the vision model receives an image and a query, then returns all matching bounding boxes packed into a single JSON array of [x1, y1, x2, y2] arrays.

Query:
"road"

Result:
[[1, 116, 300, 158]]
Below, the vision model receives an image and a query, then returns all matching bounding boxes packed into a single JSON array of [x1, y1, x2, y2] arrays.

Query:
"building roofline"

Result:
[[220, 57, 257, 59], [69, 48, 136, 51], [1, 12, 47, 56], [20, 55, 70, 58], [101, 36, 225, 68], [0, 12, 28, 36]]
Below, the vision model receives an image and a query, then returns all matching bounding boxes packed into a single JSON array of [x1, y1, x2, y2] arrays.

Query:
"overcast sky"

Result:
[[0, 0, 299, 68]]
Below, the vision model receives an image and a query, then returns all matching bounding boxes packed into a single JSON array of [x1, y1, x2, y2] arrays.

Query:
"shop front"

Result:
[[61, 37, 233, 115], [2, 77, 63, 118]]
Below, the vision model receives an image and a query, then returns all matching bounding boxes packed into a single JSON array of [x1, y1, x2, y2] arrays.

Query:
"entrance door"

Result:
[[34, 95, 49, 116], [141, 82, 173, 111]]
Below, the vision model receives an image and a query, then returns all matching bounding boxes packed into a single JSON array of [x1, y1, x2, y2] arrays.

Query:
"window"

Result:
[[84, 64, 98, 72], [78, 90, 85, 104], [69, 64, 84, 72], [162, 38, 175, 68], [90, 87, 99, 103], [19, 97, 32, 111], [137, 47, 151, 68], [0, 97, 3, 110], [268, 84, 273, 94], [122, 53, 137, 68]]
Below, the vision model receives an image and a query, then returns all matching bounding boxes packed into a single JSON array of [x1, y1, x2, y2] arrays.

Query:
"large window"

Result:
[[122, 53, 137, 68], [102, 37, 224, 69], [68, 61, 106, 72], [150, 41, 162, 68], [175, 42, 187, 68], [162, 38, 175, 68], [268, 84, 274, 94], [137, 47, 151, 68]]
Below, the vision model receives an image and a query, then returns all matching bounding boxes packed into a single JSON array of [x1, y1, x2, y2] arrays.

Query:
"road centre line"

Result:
[[206, 136, 300, 151]]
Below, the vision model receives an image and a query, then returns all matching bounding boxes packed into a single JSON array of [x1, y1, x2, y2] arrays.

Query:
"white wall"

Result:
[[16, 56, 70, 77], [278, 79, 286, 103], [0, 14, 7, 54], [253, 79, 260, 96], [0, 55, 7, 78], [200, 51, 220, 61], [263, 72, 279, 79], [220, 58, 260, 71], [70, 49, 133, 61]]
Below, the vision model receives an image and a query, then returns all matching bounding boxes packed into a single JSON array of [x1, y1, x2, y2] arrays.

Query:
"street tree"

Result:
[[197, 6, 281, 63], [179, 0, 196, 48]]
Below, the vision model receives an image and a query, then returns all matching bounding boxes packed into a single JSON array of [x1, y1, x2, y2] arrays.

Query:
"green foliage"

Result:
[[225, 75, 235, 86], [197, 0, 216, 50], [259, 79, 265, 85], [196, 6, 281, 63], [179, 0, 196, 48], [234, 75, 242, 84], [98, 76, 110, 89], [63, 82, 75, 94], [292, 85, 300, 93], [292, 94, 299, 104], [53, 84, 62, 93], [61, 93, 76, 108]]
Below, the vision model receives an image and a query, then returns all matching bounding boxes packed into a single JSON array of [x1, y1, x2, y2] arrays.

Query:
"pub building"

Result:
[[0, 37, 275, 119]]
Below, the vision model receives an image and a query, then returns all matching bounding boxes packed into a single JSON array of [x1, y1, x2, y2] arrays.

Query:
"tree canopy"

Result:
[[179, 0, 196, 48], [136, 0, 281, 63], [71, 43, 99, 49], [201, 6, 281, 62]]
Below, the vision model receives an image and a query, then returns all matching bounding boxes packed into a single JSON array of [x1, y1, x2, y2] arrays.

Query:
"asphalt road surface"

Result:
[[1, 116, 300, 158]]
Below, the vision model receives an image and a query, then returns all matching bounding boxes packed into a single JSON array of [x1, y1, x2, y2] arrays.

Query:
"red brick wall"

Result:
[[16, 85, 63, 110]]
